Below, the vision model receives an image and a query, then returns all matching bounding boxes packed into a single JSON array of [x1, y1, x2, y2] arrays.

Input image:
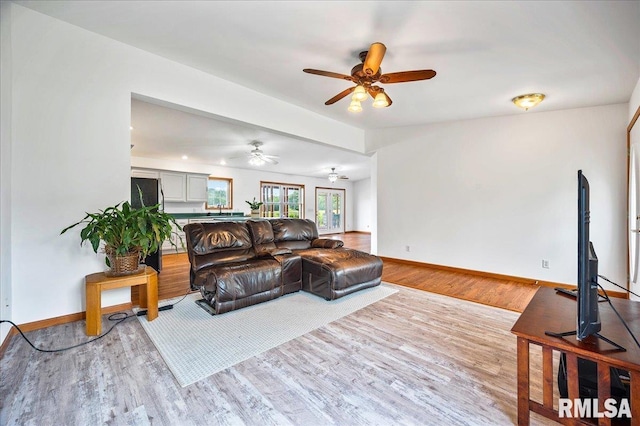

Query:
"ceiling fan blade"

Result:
[[325, 87, 356, 105], [261, 156, 278, 165], [303, 69, 353, 81], [363, 42, 386, 76], [379, 70, 437, 84]]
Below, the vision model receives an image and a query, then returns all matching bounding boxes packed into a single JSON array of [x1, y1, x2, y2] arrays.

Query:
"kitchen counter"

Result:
[[169, 213, 252, 222]]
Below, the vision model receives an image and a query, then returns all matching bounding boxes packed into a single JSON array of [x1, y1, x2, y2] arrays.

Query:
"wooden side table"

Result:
[[85, 266, 158, 336]]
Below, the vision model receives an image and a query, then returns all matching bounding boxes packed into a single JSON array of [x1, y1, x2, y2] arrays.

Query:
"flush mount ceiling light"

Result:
[[512, 93, 545, 111]]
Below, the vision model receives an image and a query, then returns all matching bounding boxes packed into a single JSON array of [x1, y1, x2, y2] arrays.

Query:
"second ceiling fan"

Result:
[[303, 42, 436, 112]]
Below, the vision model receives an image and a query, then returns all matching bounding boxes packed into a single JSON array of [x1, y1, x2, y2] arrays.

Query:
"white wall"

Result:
[[369, 104, 628, 290], [352, 178, 372, 232], [1, 4, 364, 343], [630, 76, 640, 123], [131, 157, 355, 229], [0, 2, 13, 340]]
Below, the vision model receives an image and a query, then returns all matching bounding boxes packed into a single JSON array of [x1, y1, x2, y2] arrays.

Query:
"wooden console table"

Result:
[[511, 287, 640, 425], [85, 266, 158, 336]]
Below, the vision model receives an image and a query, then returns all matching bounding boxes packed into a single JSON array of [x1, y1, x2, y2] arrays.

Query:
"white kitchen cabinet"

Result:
[[131, 168, 208, 203], [160, 172, 187, 202], [186, 174, 208, 202], [131, 168, 160, 179], [163, 219, 189, 252]]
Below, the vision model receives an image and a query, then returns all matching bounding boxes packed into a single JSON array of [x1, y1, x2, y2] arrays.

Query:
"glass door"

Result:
[[316, 188, 345, 234]]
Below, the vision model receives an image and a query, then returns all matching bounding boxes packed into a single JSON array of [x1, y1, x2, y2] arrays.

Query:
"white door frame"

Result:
[[315, 187, 345, 235], [629, 106, 640, 301]]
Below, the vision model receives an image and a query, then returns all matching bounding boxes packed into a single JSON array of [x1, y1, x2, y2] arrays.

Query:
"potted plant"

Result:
[[61, 190, 182, 276], [246, 197, 263, 218]]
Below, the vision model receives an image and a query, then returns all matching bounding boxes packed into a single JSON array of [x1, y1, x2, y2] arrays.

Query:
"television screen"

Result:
[[576, 170, 601, 340]]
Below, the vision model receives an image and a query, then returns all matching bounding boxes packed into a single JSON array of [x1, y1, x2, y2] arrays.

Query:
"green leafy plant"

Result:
[[245, 197, 263, 210], [61, 188, 182, 266]]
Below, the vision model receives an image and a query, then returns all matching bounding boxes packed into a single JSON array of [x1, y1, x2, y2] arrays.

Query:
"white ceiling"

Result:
[[15, 1, 640, 180], [130, 96, 373, 181]]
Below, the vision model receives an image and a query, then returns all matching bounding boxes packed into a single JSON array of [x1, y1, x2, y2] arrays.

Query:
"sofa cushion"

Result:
[[246, 219, 277, 255], [184, 222, 256, 273], [311, 238, 344, 249], [270, 218, 318, 250]]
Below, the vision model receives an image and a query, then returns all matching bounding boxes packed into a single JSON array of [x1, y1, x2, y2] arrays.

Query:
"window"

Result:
[[206, 177, 233, 210], [260, 181, 304, 218]]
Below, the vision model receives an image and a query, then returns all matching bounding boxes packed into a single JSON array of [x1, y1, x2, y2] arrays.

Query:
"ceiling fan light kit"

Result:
[[352, 85, 368, 102], [303, 42, 436, 113], [230, 141, 279, 166], [512, 93, 545, 111], [328, 168, 339, 183], [328, 167, 349, 182], [348, 100, 363, 113], [372, 91, 389, 108], [249, 156, 266, 166]]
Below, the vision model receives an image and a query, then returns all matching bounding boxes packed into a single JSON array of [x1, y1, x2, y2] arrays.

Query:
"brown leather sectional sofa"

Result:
[[183, 218, 383, 314]]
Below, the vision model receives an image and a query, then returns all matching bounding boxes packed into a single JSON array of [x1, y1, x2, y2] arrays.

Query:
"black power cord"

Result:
[[0, 312, 134, 353], [596, 279, 640, 350], [598, 274, 640, 299], [1, 289, 193, 353]]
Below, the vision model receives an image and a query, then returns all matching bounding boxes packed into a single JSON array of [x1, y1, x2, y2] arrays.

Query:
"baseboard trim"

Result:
[[0, 302, 132, 359], [0, 328, 18, 358], [347, 230, 372, 235], [379, 256, 628, 299]]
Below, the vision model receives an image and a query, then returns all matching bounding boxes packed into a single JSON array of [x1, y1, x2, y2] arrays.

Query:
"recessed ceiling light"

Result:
[[181, 155, 188, 160], [220, 159, 227, 165], [130, 126, 134, 130]]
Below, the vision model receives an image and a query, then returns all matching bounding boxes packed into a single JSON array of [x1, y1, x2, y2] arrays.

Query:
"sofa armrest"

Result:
[[311, 238, 344, 249], [257, 247, 293, 257]]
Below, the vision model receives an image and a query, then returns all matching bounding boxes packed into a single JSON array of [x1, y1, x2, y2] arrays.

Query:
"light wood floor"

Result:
[[0, 283, 556, 426], [0, 232, 554, 425], [152, 232, 539, 313]]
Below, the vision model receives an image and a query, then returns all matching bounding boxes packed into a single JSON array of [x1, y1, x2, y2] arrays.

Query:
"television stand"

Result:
[[511, 287, 640, 425], [554, 287, 607, 302], [544, 329, 626, 352]]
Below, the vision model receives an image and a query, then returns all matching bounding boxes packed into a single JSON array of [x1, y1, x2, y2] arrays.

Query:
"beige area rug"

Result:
[[136, 284, 398, 387]]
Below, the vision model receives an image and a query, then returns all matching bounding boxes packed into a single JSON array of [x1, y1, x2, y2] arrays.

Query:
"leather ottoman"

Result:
[[298, 248, 383, 300]]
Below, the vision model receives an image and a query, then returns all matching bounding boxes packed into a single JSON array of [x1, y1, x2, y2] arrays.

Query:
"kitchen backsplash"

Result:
[[164, 201, 248, 215]]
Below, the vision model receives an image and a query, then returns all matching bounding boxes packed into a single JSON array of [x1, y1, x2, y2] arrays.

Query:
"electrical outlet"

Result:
[[405, 245, 410, 252], [542, 259, 550, 269]]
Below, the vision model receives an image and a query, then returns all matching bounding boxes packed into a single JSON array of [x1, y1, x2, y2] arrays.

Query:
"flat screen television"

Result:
[[546, 170, 624, 351], [576, 170, 601, 340]]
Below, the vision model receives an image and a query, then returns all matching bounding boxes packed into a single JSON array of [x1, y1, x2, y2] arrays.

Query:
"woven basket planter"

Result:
[[104, 247, 143, 277]]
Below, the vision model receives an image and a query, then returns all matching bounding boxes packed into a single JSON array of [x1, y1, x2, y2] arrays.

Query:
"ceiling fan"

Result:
[[328, 167, 349, 182], [232, 141, 279, 166], [303, 42, 436, 111]]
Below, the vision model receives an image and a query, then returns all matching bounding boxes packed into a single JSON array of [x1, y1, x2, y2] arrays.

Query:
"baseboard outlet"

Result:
[[378, 256, 628, 299]]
